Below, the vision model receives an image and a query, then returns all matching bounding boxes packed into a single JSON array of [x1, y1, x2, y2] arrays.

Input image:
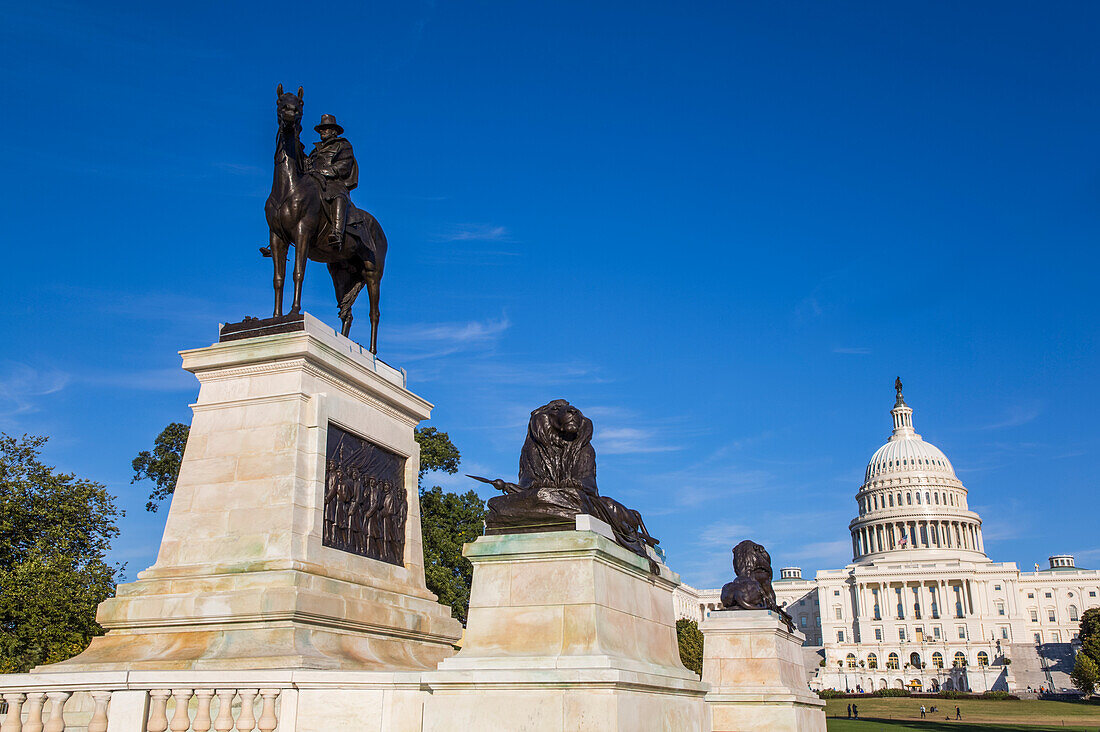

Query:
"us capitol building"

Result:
[[674, 382, 1099, 694]]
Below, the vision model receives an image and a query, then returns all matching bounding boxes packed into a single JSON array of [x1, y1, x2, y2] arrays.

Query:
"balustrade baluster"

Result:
[[256, 691, 279, 732], [43, 692, 71, 732], [146, 691, 171, 732], [169, 690, 192, 732], [192, 691, 215, 732], [212, 691, 235, 732], [234, 691, 257, 732], [88, 692, 111, 732], [23, 694, 45, 732], [1, 693, 25, 732]]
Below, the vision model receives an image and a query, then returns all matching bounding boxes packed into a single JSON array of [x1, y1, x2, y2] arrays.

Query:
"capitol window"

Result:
[[1045, 592, 1052, 599], [933, 626, 941, 639], [1091, 591, 1097, 598], [953, 652, 967, 667], [932, 652, 944, 668], [1001, 627, 1010, 640], [958, 626, 967, 639], [874, 628, 882, 641], [1070, 605, 1079, 621], [837, 630, 845, 642], [800, 616, 807, 628], [994, 585, 1001, 591], [898, 627, 906, 641], [916, 493, 921, 505], [1048, 609, 1056, 622], [997, 603, 1004, 616], [835, 606, 842, 620], [887, 653, 899, 669], [846, 653, 857, 668], [906, 493, 912, 505], [1052, 631, 1060, 642], [977, 651, 989, 667], [867, 653, 878, 669]]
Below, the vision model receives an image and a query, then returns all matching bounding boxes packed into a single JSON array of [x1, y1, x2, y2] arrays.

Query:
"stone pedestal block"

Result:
[[45, 313, 461, 671], [701, 610, 825, 732], [421, 519, 710, 731]]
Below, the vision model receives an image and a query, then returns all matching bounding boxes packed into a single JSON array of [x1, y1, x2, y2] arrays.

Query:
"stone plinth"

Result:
[[46, 313, 461, 671], [700, 610, 825, 732], [421, 518, 710, 731]]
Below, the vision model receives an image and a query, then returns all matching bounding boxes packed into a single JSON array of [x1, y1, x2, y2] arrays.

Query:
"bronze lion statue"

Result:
[[720, 540, 794, 631], [471, 399, 659, 572]]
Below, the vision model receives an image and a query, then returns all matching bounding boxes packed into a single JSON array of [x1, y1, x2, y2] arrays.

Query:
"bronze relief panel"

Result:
[[323, 423, 407, 565]]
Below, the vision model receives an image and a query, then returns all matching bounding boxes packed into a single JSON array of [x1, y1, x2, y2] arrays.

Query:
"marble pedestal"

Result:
[[421, 518, 710, 731], [700, 610, 825, 732], [46, 313, 462, 671]]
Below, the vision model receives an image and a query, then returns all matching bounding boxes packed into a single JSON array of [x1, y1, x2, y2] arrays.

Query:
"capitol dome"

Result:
[[848, 380, 986, 564]]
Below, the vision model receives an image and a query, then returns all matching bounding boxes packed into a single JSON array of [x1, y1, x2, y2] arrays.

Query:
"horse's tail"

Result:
[[339, 279, 365, 322]]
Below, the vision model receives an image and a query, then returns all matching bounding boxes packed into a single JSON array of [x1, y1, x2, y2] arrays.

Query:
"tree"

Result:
[[414, 427, 461, 486], [1080, 608, 1100, 667], [1071, 652, 1099, 697], [415, 427, 485, 624], [0, 433, 122, 672], [676, 618, 704, 676], [131, 422, 189, 512]]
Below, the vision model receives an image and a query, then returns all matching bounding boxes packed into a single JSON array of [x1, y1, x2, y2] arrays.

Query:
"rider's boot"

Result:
[[330, 197, 347, 252]]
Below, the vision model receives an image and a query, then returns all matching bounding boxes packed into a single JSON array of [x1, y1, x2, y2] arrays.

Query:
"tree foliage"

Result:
[[676, 618, 704, 676], [131, 422, 189, 512], [1071, 651, 1099, 697], [415, 427, 485, 624], [0, 433, 122, 672], [1080, 607, 1100, 667], [414, 427, 461, 486], [419, 486, 485, 624]]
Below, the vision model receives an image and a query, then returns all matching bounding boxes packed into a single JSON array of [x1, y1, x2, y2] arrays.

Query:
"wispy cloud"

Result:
[[387, 316, 510, 361], [80, 368, 197, 392], [595, 427, 680, 455], [832, 346, 871, 355], [979, 401, 1042, 430], [433, 224, 511, 242], [784, 540, 851, 566], [0, 362, 70, 418]]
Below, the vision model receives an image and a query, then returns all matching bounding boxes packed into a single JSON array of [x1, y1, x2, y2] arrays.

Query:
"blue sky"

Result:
[[2, 1, 1098, 589]]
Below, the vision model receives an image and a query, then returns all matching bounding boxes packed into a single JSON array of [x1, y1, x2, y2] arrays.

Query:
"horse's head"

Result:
[[275, 83, 304, 129]]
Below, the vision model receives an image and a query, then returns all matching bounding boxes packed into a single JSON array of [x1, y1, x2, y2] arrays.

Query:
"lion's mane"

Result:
[[517, 399, 597, 492], [733, 539, 772, 581]]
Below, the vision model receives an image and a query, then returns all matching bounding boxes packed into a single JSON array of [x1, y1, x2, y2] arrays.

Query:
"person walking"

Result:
[[920, 704, 926, 718], [955, 705, 961, 719], [847, 703, 852, 719], [852, 704, 859, 719]]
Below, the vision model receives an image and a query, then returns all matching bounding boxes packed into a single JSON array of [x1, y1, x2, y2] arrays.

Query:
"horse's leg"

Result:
[[365, 270, 381, 353], [289, 218, 313, 315], [270, 230, 288, 317]]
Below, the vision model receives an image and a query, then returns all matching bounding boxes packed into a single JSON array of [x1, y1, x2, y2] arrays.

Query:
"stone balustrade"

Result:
[[0, 673, 292, 732]]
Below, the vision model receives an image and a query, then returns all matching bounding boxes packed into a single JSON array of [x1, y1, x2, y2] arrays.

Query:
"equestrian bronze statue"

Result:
[[468, 399, 661, 572], [263, 84, 387, 352]]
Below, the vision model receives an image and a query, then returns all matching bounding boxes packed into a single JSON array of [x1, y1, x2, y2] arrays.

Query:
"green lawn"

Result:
[[824, 698, 1100, 731]]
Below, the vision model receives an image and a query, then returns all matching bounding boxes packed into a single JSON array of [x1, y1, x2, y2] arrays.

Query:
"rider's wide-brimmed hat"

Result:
[[314, 114, 344, 135]]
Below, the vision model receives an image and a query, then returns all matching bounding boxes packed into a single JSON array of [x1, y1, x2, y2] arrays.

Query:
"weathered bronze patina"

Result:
[[263, 84, 387, 352], [470, 399, 660, 572], [324, 423, 407, 566], [720, 539, 795, 631]]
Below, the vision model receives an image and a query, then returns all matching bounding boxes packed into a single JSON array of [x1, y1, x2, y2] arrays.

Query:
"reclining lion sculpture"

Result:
[[720, 539, 794, 631], [469, 399, 659, 572]]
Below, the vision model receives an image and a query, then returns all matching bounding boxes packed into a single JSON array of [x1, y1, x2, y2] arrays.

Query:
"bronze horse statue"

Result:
[[264, 84, 387, 352]]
